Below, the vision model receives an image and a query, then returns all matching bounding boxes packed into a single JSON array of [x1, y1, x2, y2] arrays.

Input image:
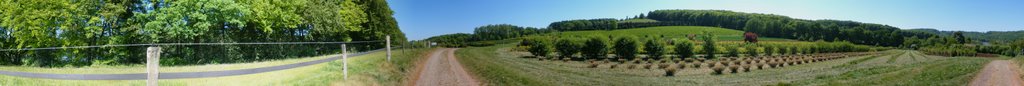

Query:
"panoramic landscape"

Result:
[[2, 0, 1024, 86]]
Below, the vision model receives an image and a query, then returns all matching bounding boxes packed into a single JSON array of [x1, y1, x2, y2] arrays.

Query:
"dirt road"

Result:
[[410, 48, 480, 86], [970, 60, 1024, 86]]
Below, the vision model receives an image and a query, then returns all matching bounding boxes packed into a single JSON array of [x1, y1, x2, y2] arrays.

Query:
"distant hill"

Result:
[[905, 28, 1024, 43], [545, 26, 793, 41]]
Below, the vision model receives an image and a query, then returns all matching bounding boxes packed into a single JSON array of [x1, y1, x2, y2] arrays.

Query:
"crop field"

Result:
[[0, 48, 433, 86], [536, 26, 794, 41], [456, 44, 990, 86]]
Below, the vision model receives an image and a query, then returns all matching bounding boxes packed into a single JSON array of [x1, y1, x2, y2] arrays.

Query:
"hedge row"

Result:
[[520, 36, 880, 60]]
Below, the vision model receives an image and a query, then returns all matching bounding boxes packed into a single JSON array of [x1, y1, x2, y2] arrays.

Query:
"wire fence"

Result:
[[0, 40, 395, 67], [0, 41, 384, 51]]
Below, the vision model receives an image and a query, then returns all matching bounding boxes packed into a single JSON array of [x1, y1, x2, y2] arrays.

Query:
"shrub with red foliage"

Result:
[[744, 32, 758, 43]]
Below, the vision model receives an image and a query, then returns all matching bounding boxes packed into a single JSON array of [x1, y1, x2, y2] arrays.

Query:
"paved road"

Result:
[[970, 60, 1024, 86], [0, 48, 385, 80], [411, 48, 480, 86]]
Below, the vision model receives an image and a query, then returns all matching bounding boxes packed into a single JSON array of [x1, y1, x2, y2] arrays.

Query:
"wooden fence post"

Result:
[[387, 35, 391, 62], [147, 47, 161, 86], [342, 44, 348, 80]]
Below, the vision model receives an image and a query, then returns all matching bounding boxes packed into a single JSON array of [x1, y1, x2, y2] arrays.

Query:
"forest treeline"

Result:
[[425, 24, 551, 47], [548, 10, 937, 47], [907, 28, 1024, 43], [0, 0, 405, 67], [429, 10, 937, 48], [426, 9, 1024, 57]]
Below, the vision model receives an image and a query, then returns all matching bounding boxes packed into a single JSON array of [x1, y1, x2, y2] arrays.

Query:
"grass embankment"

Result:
[[1011, 55, 1024, 81], [457, 44, 990, 86], [0, 48, 433, 86], [541, 26, 793, 41]]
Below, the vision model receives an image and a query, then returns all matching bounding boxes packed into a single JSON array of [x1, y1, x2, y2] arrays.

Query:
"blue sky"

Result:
[[388, 0, 1024, 40]]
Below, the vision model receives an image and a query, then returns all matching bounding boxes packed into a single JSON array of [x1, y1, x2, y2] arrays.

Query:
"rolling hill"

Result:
[[542, 26, 792, 41], [906, 28, 1024, 43]]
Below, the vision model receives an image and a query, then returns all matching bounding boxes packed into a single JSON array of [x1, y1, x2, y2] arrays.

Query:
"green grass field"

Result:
[[539, 26, 793, 41], [0, 48, 433, 86], [456, 44, 990, 85]]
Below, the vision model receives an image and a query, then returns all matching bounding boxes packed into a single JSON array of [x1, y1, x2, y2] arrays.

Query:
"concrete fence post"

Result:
[[386, 35, 391, 62], [342, 44, 348, 80], [146, 47, 161, 86]]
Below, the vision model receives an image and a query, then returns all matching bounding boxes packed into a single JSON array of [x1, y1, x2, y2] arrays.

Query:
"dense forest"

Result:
[[0, 0, 405, 67], [425, 24, 550, 47]]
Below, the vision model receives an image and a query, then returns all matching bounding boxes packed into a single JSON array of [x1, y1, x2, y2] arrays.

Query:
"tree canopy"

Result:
[[0, 0, 406, 67]]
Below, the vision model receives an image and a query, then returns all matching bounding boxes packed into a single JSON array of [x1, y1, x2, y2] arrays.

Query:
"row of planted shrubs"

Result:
[[517, 33, 881, 60], [919, 45, 978, 57], [593, 52, 874, 76]]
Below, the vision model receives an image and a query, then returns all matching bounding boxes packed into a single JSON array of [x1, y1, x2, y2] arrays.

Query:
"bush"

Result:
[[920, 45, 976, 56], [644, 39, 666, 60], [675, 39, 696, 59], [764, 45, 775, 56], [700, 31, 718, 59], [711, 62, 725, 75], [555, 38, 584, 58], [781, 46, 792, 55], [582, 37, 610, 59], [615, 36, 640, 60], [1013, 39, 1024, 56], [526, 37, 552, 57], [665, 67, 678, 76], [746, 45, 759, 57], [727, 46, 740, 57]]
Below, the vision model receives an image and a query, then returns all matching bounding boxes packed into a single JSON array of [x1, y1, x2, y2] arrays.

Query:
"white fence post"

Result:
[[386, 35, 391, 62], [146, 47, 161, 86], [342, 44, 348, 80]]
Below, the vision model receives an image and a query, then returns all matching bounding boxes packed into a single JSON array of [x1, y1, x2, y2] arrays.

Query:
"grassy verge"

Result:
[[0, 54, 343, 74], [833, 52, 890, 68], [798, 57, 988, 86], [457, 43, 989, 85], [0, 48, 433, 86], [456, 44, 547, 86]]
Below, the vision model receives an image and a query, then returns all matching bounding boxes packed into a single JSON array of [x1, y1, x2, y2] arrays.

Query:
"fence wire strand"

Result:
[[0, 41, 383, 51]]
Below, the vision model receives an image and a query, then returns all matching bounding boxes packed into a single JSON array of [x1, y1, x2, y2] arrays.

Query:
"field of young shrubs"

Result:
[[513, 32, 884, 76]]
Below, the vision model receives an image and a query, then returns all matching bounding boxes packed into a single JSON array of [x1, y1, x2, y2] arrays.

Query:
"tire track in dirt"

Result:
[[410, 48, 480, 86], [970, 60, 1024, 86]]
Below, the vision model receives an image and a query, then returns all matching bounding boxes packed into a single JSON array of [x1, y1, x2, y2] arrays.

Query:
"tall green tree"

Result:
[[674, 39, 695, 59], [555, 38, 584, 59], [614, 36, 639, 60], [643, 39, 665, 60], [0, 0, 407, 67], [582, 37, 609, 59], [700, 31, 717, 59]]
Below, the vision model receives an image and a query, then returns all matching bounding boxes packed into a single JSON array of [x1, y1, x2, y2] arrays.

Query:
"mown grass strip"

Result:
[[456, 44, 549, 86], [814, 57, 988, 86], [886, 51, 907, 63], [908, 51, 918, 61], [834, 53, 890, 68]]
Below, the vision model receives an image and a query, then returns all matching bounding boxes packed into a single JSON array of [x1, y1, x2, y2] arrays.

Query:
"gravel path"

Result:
[[970, 60, 1024, 86], [411, 48, 480, 86]]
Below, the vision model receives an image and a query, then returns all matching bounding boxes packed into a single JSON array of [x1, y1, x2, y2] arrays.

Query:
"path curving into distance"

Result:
[[0, 48, 386, 80], [970, 60, 1024, 86], [411, 48, 480, 86]]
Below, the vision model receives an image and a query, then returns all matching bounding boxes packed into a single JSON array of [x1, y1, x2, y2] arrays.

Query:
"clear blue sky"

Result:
[[388, 0, 1024, 40]]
